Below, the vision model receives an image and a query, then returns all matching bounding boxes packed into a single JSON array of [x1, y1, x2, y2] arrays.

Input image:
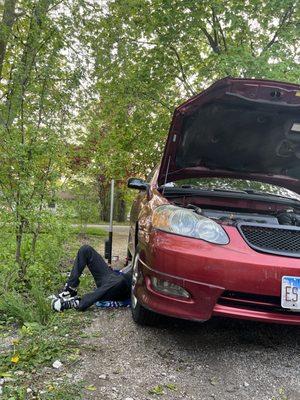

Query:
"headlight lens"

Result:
[[153, 205, 229, 245]]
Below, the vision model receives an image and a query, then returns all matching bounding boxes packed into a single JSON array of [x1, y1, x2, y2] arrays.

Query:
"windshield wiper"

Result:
[[210, 188, 248, 194], [241, 188, 295, 200], [161, 186, 248, 194]]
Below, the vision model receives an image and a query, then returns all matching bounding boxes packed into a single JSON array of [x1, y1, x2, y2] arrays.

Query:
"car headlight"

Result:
[[152, 205, 229, 245]]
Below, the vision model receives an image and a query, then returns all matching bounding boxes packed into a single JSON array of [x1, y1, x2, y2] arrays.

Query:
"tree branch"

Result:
[[200, 26, 220, 54], [262, 5, 294, 53], [0, 0, 18, 79], [169, 45, 196, 96], [214, 12, 227, 52], [211, 6, 218, 49]]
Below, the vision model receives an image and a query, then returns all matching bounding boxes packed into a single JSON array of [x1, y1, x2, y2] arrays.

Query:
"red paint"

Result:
[[132, 227, 300, 325], [128, 78, 300, 325]]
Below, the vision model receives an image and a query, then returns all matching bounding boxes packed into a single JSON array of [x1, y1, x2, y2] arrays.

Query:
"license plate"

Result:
[[281, 276, 300, 310]]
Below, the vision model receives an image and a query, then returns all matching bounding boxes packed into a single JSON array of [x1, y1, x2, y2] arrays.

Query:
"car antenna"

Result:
[[162, 156, 171, 195]]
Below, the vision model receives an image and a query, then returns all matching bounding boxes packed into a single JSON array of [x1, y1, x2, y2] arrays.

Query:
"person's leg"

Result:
[[52, 275, 131, 313], [67, 244, 112, 288], [78, 278, 130, 311]]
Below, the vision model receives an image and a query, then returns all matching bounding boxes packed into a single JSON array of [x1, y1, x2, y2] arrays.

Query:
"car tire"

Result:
[[131, 251, 161, 326]]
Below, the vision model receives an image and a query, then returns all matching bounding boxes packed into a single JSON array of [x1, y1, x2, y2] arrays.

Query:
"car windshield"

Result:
[[164, 178, 300, 202]]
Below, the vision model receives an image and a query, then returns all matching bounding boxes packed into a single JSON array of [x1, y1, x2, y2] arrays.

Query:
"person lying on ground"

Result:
[[51, 245, 132, 312]]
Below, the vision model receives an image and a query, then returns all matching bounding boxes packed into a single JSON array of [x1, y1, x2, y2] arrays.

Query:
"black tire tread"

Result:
[[131, 300, 161, 326]]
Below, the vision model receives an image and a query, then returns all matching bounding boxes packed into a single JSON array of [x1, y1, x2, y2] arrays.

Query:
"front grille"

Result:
[[218, 291, 300, 316], [238, 223, 300, 258]]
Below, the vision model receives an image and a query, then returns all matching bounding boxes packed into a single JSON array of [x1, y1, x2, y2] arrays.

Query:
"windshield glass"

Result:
[[164, 178, 300, 202]]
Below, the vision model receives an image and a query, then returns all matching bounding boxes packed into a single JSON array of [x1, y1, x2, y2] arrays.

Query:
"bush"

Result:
[[0, 214, 74, 325]]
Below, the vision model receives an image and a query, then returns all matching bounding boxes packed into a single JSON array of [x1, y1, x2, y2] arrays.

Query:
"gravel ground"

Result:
[[74, 226, 300, 400]]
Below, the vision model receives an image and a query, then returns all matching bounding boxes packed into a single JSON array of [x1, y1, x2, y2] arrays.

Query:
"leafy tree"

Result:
[[0, 0, 18, 77], [85, 0, 300, 181], [0, 0, 85, 275]]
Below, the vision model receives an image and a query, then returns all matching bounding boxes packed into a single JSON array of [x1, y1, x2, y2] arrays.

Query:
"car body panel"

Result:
[[158, 77, 300, 193], [128, 78, 300, 325], [134, 228, 300, 324]]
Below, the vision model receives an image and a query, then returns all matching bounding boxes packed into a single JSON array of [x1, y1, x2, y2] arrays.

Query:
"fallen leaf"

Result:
[[210, 377, 217, 386], [0, 372, 12, 378], [85, 385, 97, 391]]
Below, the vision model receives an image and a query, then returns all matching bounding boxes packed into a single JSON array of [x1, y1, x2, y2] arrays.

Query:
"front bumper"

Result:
[[135, 227, 300, 325]]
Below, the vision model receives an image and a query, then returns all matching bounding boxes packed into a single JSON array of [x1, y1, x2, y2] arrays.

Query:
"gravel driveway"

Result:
[[75, 225, 300, 400]]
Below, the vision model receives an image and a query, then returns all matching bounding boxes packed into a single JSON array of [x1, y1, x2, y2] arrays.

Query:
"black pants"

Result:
[[67, 245, 131, 311]]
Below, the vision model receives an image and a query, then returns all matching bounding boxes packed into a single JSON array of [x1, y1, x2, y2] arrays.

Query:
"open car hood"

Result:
[[158, 78, 300, 194]]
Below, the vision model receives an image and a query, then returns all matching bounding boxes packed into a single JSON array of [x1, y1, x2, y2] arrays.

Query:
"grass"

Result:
[[0, 228, 104, 399], [0, 311, 92, 399], [0, 285, 54, 326], [71, 219, 130, 226], [2, 379, 84, 399], [70, 226, 107, 237]]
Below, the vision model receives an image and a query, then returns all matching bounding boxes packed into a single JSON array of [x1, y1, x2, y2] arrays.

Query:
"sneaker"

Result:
[[58, 284, 78, 300], [51, 296, 80, 312]]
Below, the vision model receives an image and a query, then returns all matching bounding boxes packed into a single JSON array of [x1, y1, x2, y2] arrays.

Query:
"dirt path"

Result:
[[73, 227, 300, 400]]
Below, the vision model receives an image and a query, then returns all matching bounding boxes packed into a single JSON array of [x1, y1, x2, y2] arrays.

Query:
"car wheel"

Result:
[[131, 251, 160, 326]]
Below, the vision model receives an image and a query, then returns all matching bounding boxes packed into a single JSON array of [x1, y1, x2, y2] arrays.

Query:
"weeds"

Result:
[[0, 285, 53, 326], [272, 387, 288, 400], [0, 225, 98, 398], [2, 381, 84, 399], [149, 383, 178, 396], [0, 312, 91, 399]]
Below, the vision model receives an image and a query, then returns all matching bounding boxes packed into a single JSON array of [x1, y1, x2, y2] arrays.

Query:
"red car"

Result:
[[127, 77, 300, 326]]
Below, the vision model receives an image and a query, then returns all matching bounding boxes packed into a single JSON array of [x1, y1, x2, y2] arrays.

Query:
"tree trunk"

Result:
[[115, 190, 126, 222], [0, 0, 18, 79], [5, 0, 52, 128], [15, 218, 25, 276], [97, 179, 110, 222]]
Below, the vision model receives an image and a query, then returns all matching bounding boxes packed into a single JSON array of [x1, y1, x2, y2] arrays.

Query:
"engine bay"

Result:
[[201, 208, 300, 227], [178, 203, 300, 227]]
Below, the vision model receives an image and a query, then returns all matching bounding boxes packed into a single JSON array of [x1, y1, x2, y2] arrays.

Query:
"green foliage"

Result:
[[272, 387, 288, 400], [149, 385, 165, 395], [0, 312, 90, 399], [1, 382, 84, 400], [65, 177, 101, 225], [0, 0, 88, 273], [39, 382, 84, 400], [0, 285, 52, 326], [0, 291, 36, 325], [0, 213, 76, 326], [80, 0, 300, 182], [149, 383, 178, 395], [0, 336, 68, 372], [70, 226, 107, 237]]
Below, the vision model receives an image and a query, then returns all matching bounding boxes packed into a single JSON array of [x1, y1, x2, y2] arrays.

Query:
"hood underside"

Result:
[[158, 78, 300, 194]]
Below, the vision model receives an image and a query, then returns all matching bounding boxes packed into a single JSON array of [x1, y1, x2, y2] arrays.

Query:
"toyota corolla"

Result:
[[127, 77, 300, 326]]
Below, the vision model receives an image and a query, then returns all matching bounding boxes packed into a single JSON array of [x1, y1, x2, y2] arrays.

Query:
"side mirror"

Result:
[[127, 177, 149, 191]]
